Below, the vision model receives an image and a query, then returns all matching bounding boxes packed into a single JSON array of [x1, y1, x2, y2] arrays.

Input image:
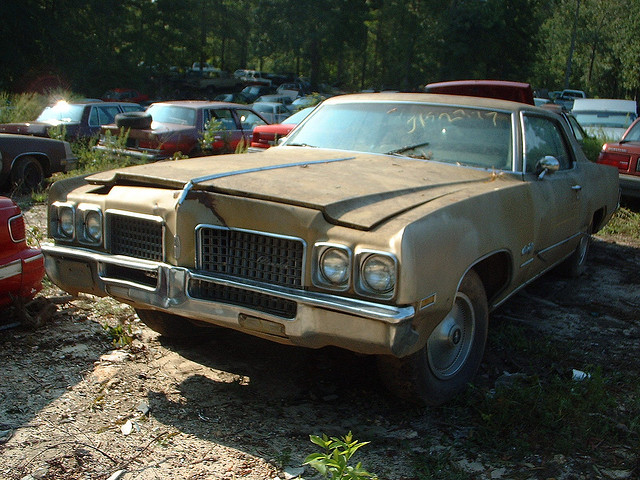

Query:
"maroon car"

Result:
[[0, 100, 144, 141], [0, 196, 44, 307], [96, 100, 269, 160], [598, 117, 640, 198]]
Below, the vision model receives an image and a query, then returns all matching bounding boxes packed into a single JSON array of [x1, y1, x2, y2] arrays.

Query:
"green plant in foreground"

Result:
[[102, 322, 133, 347], [304, 432, 377, 480]]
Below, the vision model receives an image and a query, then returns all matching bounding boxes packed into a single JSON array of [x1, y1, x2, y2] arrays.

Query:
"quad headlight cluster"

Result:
[[50, 202, 103, 245], [313, 243, 398, 299]]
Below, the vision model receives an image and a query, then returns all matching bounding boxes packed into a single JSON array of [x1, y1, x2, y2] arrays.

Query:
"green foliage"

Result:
[[580, 134, 604, 163], [600, 207, 640, 239], [102, 321, 133, 348], [304, 432, 377, 480]]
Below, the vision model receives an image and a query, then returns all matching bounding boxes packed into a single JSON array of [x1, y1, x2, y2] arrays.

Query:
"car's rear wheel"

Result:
[[11, 156, 44, 191], [377, 270, 488, 406], [135, 309, 214, 340]]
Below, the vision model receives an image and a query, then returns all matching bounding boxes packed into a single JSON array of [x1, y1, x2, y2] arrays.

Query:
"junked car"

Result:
[[0, 196, 44, 307], [572, 98, 638, 141], [598, 116, 640, 198], [42, 93, 619, 405], [1, 133, 77, 191], [0, 100, 144, 141], [95, 101, 268, 160]]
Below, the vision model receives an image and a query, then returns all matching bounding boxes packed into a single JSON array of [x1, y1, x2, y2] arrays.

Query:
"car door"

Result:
[[234, 108, 268, 145], [521, 113, 583, 277], [203, 108, 243, 153]]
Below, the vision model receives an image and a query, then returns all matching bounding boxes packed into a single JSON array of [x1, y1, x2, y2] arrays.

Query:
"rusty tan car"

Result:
[[42, 93, 619, 405]]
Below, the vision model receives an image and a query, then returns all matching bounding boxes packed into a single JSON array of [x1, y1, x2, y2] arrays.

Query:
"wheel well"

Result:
[[13, 153, 50, 176], [591, 207, 607, 233], [470, 251, 511, 305]]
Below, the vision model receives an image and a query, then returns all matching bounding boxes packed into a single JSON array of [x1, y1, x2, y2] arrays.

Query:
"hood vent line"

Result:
[[176, 156, 355, 208]]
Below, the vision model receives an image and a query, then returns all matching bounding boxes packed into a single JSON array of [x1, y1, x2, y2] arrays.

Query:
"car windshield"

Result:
[[37, 101, 85, 123], [574, 111, 637, 129], [283, 102, 514, 170], [146, 104, 196, 126], [622, 121, 640, 142]]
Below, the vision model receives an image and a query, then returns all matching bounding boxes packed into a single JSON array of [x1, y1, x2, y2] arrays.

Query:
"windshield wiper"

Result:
[[386, 141, 431, 156]]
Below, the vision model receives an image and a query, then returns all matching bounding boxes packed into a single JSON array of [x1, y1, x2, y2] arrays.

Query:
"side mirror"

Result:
[[536, 155, 560, 180]]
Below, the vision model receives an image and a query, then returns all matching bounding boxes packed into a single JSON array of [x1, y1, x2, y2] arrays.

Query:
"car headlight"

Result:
[[58, 205, 75, 238], [84, 209, 103, 243], [320, 247, 350, 285], [360, 253, 396, 294]]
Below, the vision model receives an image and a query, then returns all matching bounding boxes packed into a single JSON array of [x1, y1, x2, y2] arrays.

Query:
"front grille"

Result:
[[189, 279, 297, 318], [198, 226, 304, 288], [107, 213, 163, 261]]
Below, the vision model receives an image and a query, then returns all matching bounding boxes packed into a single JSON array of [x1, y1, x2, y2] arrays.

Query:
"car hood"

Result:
[[86, 147, 509, 230]]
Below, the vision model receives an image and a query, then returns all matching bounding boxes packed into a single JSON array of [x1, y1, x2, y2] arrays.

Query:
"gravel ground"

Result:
[[0, 203, 638, 480]]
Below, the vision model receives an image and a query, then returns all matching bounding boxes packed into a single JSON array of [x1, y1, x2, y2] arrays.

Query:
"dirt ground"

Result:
[[1, 203, 639, 480]]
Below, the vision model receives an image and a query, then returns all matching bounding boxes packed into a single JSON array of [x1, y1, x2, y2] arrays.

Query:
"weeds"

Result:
[[102, 322, 133, 348], [600, 207, 640, 240], [304, 432, 377, 480]]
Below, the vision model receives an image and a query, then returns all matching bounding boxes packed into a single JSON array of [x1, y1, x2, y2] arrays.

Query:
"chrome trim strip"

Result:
[[8, 213, 25, 243], [176, 156, 356, 206], [0, 259, 22, 281]]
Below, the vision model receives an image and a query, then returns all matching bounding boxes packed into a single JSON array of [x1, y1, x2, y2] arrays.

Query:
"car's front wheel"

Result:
[[377, 270, 488, 406]]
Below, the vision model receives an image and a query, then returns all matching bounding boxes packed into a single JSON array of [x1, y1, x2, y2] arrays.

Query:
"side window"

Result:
[[236, 109, 267, 130], [94, 105, 121, 125], [523, 115, 572, 172], [206, 109, 237, 130], [89, 107, 99, 126]]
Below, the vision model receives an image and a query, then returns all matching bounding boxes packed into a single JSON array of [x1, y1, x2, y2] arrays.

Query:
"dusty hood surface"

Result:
[[87, 147, 510, 230]]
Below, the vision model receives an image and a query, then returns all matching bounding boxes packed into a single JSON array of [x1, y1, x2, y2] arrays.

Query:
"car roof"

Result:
[[322, 92, 536, 113], [424, 80, 535, 105], [149, 100, 247, 109]]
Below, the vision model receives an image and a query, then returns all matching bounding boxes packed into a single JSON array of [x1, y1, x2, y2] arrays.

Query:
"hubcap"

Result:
[[427, 292, 475, 380]]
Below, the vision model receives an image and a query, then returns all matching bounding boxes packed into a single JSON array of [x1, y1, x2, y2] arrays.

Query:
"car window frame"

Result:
[[521, 112, 576, 174]]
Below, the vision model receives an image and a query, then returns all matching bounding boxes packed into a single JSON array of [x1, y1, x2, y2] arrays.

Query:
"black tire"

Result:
[[377, 270, 489, 406], [11, 156, 45, 191], [115, 112, 152, 129], [558, 229, 591, 278], [135, 308, 213, 340]]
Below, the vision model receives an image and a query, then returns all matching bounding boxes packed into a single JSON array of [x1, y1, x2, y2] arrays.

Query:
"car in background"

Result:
[[239, 70, 272, 86], [254, 94, 293, 106], [96, 100, 268, 160], [102, 89, 149, 105], [0, 196, 44, 307], [425, 80, 535, 105], [240, 85, 274, 103], [1, 133, 77, 191], [572, 98, 637, 140], [214, 92, 251, 104], [250, 107, 314, 150], [43, 92, 618, 406], [250, 102, 292, 124], [0, 100, 144, 141], [597, 117, 640, 198], [552, 89, 587, 110]]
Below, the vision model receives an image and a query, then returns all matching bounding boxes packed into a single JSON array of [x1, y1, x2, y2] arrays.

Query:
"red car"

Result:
[[425, 80, 535, 105], [102, 89, 149, 105], [0, 196, 44, 307], [250, 107, 314, 150], [598, 117, 640, 198]]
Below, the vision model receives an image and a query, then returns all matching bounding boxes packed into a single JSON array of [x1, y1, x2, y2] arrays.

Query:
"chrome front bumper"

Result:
[[42, 243, 418, 356]]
